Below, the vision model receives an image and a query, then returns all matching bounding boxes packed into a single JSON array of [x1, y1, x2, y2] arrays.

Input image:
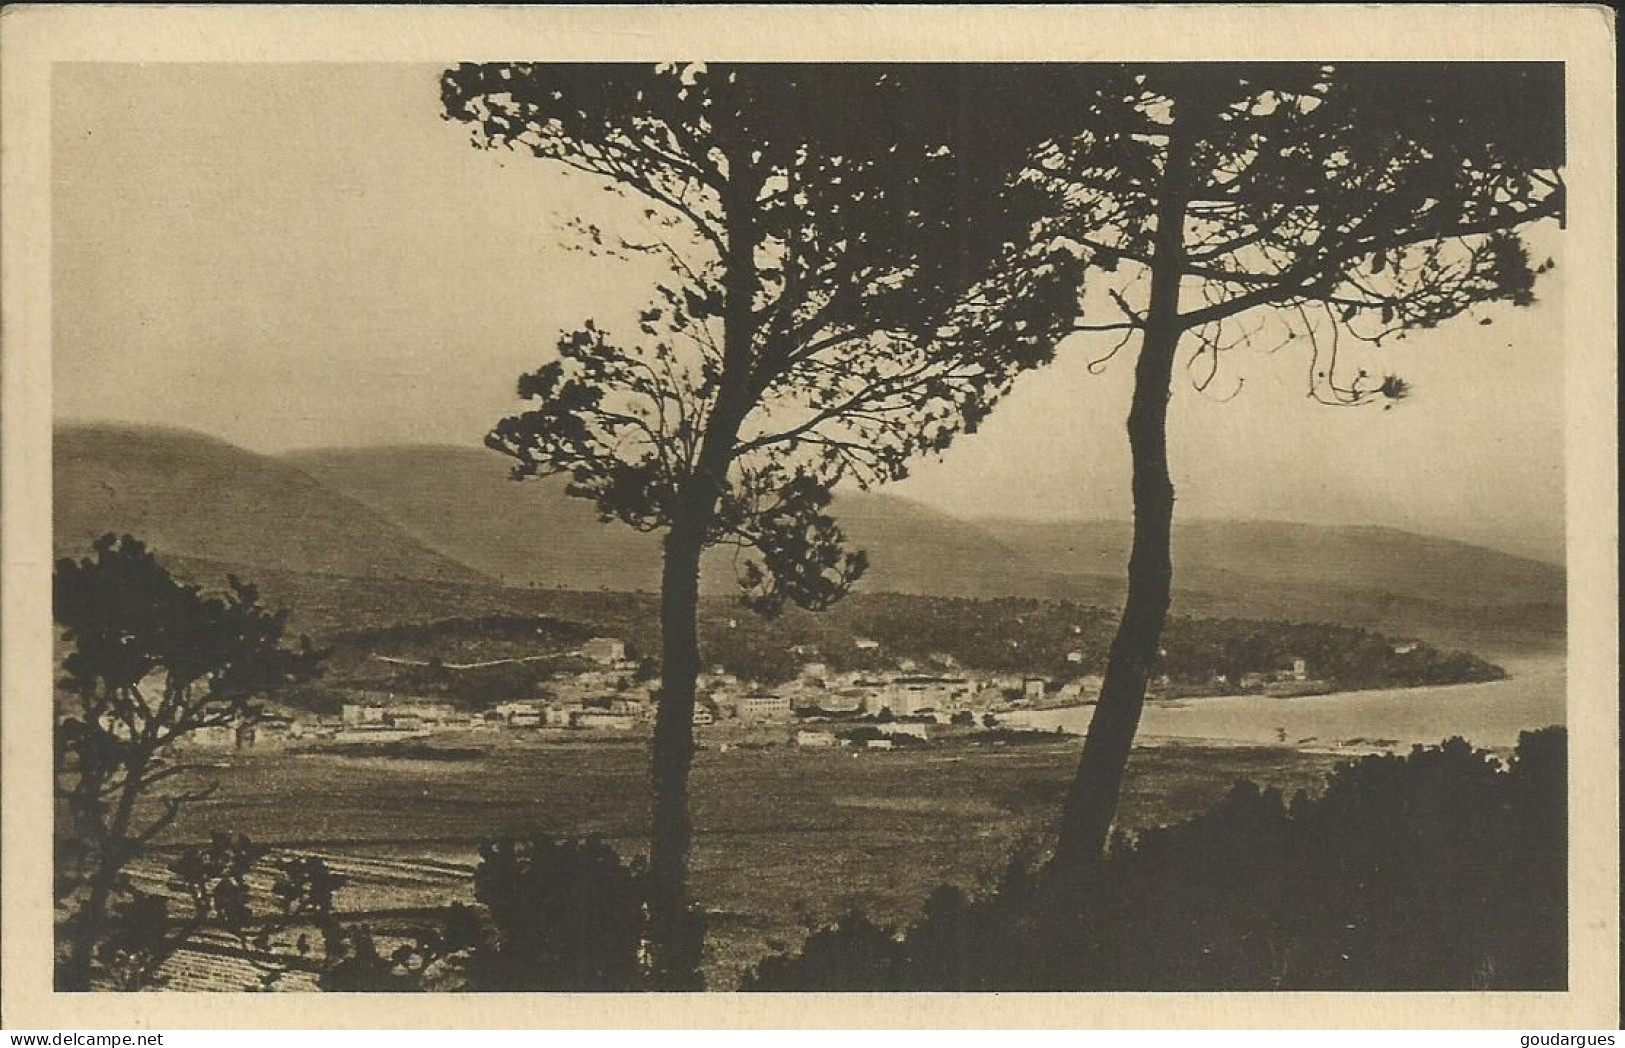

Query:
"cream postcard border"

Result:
[[2, 3, 1617, 1030]]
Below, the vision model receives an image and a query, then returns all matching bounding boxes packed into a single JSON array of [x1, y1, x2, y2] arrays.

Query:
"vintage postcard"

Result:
[[1, 4, 1617, 1031]]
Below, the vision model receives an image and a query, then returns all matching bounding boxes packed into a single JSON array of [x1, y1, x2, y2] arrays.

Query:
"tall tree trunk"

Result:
[[1050, 314, 1182, 874], [646, 512, 706, 987], [1050, 115, 1194, 877], [643, 163, 761, 988]]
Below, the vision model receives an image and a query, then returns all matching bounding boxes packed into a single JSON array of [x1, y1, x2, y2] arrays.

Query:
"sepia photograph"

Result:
[[2, 3, 1617, 1032]]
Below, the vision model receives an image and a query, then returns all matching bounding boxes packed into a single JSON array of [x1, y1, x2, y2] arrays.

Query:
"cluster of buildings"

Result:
[[170, 631, 1318, 752], [1232, 657, 1312, 691], [176, 636, 654, 749], [322, 638, 658, 740], [789, 726, 926, 751], [691, 661, 1105, 724]]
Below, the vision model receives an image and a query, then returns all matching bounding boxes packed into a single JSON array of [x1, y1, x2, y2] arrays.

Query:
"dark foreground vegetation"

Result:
[[746, 727, 1567, 992], [63, 728, 1565, 992]]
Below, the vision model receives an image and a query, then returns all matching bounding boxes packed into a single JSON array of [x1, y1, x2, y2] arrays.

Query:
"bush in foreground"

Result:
[[743, 728, 1566, 991], [319, 836, 705, 992]]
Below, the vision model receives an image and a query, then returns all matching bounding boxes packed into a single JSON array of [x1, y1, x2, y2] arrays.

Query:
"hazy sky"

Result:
[[53, 64, 1566, 563]]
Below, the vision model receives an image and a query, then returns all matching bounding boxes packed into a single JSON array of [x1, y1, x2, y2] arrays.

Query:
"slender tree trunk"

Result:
[[1050, 315, 1182, 874], [644, 164, 761, 988], [1050, 114, 1194, 877], [646, 511, 707, 987]]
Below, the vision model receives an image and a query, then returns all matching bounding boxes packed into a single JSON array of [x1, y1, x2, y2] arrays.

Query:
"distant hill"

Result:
[[54, 424, 489, 586], [289, 443, 1564, 655], [982, 517, 1565, 652], [821, 492, 1054, 598], [281, 444, 661, 591], [981, 517, 1564, 610], [282, 445, 1055, 599], [52, 426, 1564, 656], [120, 550, 535, 640]]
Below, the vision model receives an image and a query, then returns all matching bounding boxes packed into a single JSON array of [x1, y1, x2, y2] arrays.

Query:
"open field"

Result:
[[140, 735, 1345, 986]]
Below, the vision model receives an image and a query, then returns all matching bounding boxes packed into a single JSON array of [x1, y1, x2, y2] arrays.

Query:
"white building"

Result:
[[794, 730, 838, 748], [733, 693, 793, 721], [581, 637, 627, 664], [703, 669, 741, 692], [495, 701, 543, 722], [819, 690, 867, 714], [1054, 675, 1104, 706], [574, 710, 636, 731], [972, 683, 1008, 710], [545, 702, 583, 728], [403, 702, 459, 726], [333, 727, 423, 744], [869, 676, 973, 717], [341, 703, 387, 726]]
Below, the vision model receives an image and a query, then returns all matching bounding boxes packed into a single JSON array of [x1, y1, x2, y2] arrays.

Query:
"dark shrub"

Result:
[[741, 912, 903, 991], [466, 837, 704, 991], [744, 728, 1567, 991], [317, 837, 705, 991], [318, 905, 484, 992]]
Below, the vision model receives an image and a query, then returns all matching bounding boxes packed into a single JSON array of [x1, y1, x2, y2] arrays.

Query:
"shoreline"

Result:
[[1001, 653, 1565, 752]]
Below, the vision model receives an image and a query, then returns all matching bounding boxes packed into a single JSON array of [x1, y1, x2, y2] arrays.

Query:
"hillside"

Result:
[[53, 427, 1564, 656], [54, 424, 489, 586], [283, 445, 1054, 598], [827, 492, 1050, 598], [984, 517, 1564, 609], [282, 444, 661, 591], [288, 443, 1564, 654], [983, 518, 1565, 653], [145, 550, 544, 639]]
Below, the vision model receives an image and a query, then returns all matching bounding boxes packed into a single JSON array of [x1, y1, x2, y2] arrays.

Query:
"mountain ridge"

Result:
[[54, 425, 1564, 654], [277, 439, 1564, 571], [54, 423, 490, 586], [280, 443, 1056, 599]]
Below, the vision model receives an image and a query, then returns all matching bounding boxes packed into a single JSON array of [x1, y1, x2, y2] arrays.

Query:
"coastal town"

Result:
[[179, 632, 1343, 753]]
